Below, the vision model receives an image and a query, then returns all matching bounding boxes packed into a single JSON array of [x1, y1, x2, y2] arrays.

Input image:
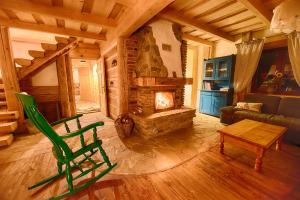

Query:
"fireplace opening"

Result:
[[155, 91, 175, 111]]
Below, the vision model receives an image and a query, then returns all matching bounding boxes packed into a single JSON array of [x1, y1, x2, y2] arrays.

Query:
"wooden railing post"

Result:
[[65, 54, 76, 115], [56, 55, 71, 118], [0, 26, 24, 126]]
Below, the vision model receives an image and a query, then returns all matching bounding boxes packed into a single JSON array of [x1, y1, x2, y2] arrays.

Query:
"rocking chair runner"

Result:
[[16, 93, 117, 200]]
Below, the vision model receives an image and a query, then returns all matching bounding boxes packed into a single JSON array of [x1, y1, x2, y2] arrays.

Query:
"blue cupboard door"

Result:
[[215, 57, 231, 80], [200, 92, 212, 114], [203, 60, 215, 80], [212, 94, 227, 116]]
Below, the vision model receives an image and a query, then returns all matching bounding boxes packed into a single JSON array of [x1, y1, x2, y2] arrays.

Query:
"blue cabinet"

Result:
[[200, 55, 235, 117], [199, 91, 228, 116]]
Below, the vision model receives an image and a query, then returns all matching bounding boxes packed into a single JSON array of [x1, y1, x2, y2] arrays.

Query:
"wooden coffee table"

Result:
[[218, 119, 287, 172]]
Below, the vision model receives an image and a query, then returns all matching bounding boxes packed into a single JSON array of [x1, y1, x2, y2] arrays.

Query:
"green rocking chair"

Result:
[[16, 93, 117, 200]]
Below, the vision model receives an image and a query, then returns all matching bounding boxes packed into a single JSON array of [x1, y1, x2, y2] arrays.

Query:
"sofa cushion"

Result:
[[235, 102, 263, 112], [277, 97, 300, 118], [245, 94, 281, 114], [271, 115, 300, 132], [233, 110, 274, 123]]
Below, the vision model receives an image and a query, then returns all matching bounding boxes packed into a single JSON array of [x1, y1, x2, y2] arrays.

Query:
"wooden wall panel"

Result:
[[22, 86, 60, 123]]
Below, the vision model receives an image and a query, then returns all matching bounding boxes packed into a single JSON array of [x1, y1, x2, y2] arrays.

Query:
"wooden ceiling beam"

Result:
[[0, 18, 106, 41], [237, 0, 273, 26], [182, 33, 214, 46], [160, 10, 235, 42], [0, 0, 117, 28], [103, 0, 174, 53], [114, 0, 175, 37], [195, 0, 237, 19]]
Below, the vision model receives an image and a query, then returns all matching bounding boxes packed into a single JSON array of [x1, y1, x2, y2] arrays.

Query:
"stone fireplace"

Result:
[[129, 77, 195, 138], [126, 19, 196, 139]]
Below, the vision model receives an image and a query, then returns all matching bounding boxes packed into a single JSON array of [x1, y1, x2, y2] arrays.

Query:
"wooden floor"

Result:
[[0, 115, 300, 200]]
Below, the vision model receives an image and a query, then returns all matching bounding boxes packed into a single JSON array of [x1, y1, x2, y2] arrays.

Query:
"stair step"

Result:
[[0, 111, 19, 121], [0, 121, 17, 135], [15, 58, 32, 67], [28, 50, 45, 58], [0, 92, 5, 99], [0, 101, 7, 107], [41, 43, 57, 51], [0, 84, 4, 90], [0, 134, 14, 146], [55, 36, 69, 44]]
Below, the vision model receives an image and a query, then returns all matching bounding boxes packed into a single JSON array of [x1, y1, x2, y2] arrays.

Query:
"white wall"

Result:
[[149, 20, 183, 77], [214, 40, 237, 57], [31, 62, 58, 86]]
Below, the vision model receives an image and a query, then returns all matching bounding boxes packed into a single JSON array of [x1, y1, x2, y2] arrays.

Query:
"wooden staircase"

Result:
[[0, 36, 78, 147], [15, 36, 78, 80], [0, 79, 19, 147]]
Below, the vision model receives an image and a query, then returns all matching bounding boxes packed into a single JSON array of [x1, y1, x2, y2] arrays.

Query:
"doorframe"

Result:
[[97, 57, 109, 116]]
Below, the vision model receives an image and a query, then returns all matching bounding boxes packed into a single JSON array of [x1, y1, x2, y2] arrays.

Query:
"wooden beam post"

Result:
[[0, 26, 24, 126], [56, 55, 71, 118], [117, 37, 128, 115], [182, 33, 214, 46], [191, 46, 199, 108], [65, 54, 76, 116]]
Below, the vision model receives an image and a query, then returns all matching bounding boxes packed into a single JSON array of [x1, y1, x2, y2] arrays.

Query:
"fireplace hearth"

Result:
[[129, 77, 196, 138]]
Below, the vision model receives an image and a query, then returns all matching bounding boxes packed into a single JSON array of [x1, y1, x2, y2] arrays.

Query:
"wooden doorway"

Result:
[[71, 59, 102, 114]]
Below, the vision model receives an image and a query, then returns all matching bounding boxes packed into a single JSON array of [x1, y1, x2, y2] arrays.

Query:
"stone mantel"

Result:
[[133, 77, 193, 87]]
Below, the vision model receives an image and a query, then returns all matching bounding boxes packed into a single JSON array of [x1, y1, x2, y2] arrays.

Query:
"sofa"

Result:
[[220, 93, 300, 145]]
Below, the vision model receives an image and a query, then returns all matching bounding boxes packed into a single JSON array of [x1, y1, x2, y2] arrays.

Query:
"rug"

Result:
[[77, 112, 224, 175], [5, 112, 223, 175]]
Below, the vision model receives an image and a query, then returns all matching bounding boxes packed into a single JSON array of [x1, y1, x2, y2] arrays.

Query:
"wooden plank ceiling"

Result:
[[0, 0, 284, 46], [161, 0, 283, 43], [0, 0, 132, 43]]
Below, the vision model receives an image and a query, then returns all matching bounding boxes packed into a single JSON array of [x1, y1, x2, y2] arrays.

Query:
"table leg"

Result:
[[255, 148, 265, 172], [220, 133, 224, 154], [276, 137, 282, 151]]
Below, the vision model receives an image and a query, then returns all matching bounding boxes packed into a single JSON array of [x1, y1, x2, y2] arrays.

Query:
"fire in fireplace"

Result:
[[155, 91, 175, 111]]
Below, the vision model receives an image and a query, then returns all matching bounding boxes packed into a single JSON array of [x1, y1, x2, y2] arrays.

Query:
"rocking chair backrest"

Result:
[[16, 93, 73, 160]]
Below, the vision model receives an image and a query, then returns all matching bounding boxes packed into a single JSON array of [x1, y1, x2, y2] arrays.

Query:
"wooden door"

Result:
[[98, 57, 108, 116]]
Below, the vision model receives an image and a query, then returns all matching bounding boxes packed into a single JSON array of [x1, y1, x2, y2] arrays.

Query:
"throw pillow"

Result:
[[235, 102, 263, 113]]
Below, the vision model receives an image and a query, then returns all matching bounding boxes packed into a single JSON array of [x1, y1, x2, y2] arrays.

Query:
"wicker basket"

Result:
[[114, 114, 134, 138]]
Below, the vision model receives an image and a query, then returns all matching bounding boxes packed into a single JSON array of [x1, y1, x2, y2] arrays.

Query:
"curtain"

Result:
[[288, 31, 300, 86], [270, 0, 300, 34], [233, 39, 264, 93]]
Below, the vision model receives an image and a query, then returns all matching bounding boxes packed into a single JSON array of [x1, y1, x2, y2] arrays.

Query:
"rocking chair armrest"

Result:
[[51, 114, 83, 126], [60, 122, 104, 139]]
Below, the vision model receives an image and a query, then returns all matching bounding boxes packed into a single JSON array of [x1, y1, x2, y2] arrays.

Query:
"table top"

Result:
[[218, 119, 287, 148]]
